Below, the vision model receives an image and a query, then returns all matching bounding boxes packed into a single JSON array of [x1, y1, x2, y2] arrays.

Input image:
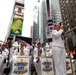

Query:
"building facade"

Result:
[[39, 0, 47, 44], [33, 5, 39, 43], [33, 0, 47, 44], [59, 0, 76, 50], [5, 0, 25, 42], [51, 0, 62, 23]]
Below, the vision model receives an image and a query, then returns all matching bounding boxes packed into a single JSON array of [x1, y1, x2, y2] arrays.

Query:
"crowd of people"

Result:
[[0, 38, 53, 75]]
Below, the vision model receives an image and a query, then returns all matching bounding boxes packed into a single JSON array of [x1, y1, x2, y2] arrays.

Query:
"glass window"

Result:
[[75, 18, 76, 21], [67, 19, 68, 22], [64, 21, 66, 23], [70, 0, 72, 3], [66, 0, 68, 3], [68, 28, 70, 31], [67, 23, 69, 26], [66, 15, 67, 17], [75, 0, 76, 3]]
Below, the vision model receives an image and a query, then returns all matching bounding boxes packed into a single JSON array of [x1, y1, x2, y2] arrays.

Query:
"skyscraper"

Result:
[[51, 0, 62, 23], [40, 0, 47, 43], [59, 0, 76, 49], [33, 4, 39, 43]]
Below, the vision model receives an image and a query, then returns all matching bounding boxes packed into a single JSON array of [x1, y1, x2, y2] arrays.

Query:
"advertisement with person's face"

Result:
[[10, 18, 23, 35]]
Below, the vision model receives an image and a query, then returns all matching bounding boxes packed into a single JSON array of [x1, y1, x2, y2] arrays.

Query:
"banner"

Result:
[[66, 58, 72, 74], [46, 25, 54, 39], [10, 18, 23, 35], [41, 57, 54, 75], [12, 56, 30, 75], [46, 0, 51, 20]]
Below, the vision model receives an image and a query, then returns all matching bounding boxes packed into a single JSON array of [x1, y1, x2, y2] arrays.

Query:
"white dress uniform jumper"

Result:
[[52, 29, 66, 75]]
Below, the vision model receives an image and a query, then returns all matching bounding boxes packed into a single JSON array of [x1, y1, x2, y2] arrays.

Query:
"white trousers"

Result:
[[34, 58, 41, 75], [52, 46, 66, 75]]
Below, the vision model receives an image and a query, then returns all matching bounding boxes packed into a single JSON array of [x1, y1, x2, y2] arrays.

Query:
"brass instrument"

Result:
[[20, 47, 24, 56], [36, 49, 42, 63], [38, 49, 42, 57]]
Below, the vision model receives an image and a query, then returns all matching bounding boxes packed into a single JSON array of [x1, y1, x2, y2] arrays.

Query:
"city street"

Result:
[[0, 0, 76, 75]]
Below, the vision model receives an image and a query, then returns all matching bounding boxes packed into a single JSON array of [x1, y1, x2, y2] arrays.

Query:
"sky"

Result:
[[0, 0, 35, 42]]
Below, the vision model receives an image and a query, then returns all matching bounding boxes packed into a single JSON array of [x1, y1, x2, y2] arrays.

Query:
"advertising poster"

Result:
[[14, 6, 24, 17], [10, 18, 23, 35], [41, 58, 54, 75], [12, 57, 29, 75], [66, 58, 72, 74]]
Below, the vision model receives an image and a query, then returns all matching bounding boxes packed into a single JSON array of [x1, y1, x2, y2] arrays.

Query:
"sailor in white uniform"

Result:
[[45, 41, 52, 57], [41, 48, 46, 57], [12, 38, 21, 54], [10, 42, 30, 74], [1, 43, 9, 63], [10, 41, 29, 64], [33, 43, 42, 75], [13, 42, 30, 56], [52, 24, 66, 75]]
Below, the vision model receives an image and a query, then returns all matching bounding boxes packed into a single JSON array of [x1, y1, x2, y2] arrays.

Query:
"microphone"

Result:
[[61, 32, 64, 40]]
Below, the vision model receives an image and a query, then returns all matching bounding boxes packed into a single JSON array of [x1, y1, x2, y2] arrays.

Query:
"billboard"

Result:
[[14, 5, 24, 18], [10, 18, 23, 35]]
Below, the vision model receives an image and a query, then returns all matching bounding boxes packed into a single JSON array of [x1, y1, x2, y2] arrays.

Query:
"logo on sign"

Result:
[[13, 59, 28, 75], [66, 60, 71, 72], [42, 59, 52, 73]]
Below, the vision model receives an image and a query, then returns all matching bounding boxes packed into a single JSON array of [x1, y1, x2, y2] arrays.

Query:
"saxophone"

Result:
[[20, 47, 24, 56], [38, 49, 42, 57], [36, 48, 42, 63]]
